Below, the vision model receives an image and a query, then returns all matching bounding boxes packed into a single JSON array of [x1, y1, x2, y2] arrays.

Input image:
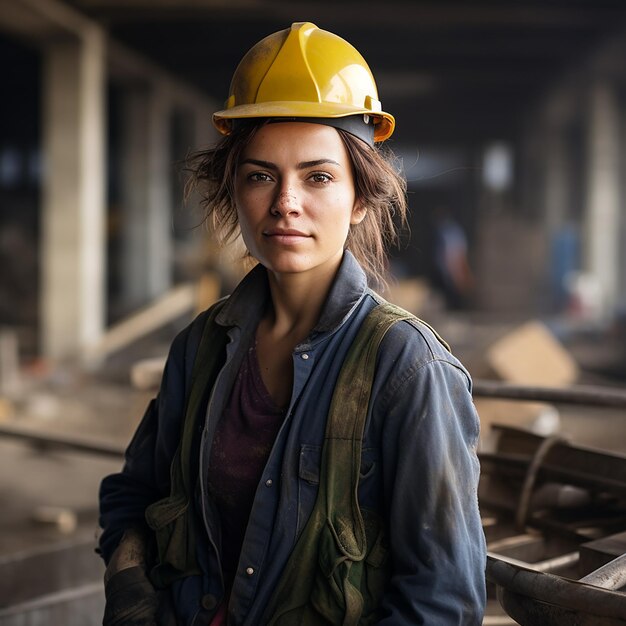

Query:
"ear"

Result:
[[350, 200, 367, 225]]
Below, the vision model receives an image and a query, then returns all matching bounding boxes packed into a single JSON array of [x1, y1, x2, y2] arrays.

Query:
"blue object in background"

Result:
[[549, 223, 580, 312]]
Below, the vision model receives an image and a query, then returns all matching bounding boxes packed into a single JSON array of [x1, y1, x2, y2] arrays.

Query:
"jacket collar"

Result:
[[215, 251, 368, 337]]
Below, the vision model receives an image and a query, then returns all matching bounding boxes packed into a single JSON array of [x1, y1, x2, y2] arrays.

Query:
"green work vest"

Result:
[[145, 300, 416, 624]]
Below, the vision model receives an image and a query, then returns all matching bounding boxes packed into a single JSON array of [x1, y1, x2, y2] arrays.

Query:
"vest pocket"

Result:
[[308, 511, 389, 625], [145, 494, 195, 586], [361, 508, 390, 611]]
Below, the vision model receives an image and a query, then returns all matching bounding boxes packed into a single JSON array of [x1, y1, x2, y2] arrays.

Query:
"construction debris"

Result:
[[483, 424, 626, 624], [31, 506, 77, 535], [485, 320, 579, 387]]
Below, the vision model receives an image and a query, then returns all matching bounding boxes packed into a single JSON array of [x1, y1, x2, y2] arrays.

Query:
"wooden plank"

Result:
[[83, 282, 196, 364]]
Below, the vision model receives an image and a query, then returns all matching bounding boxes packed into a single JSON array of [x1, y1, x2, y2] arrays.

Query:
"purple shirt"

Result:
[[207, 343, 286, 592]]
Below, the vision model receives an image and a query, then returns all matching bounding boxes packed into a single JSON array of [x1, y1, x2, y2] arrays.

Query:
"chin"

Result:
[[263, 261, 313, 275], [254, 250, 312, 274]]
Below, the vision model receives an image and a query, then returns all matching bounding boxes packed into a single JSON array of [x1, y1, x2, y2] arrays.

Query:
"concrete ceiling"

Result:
[[57, 1, 626, 142]]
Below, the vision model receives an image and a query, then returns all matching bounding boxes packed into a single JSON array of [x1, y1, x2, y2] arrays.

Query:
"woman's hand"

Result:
[[103, 529, 159, 626], [104, 528, 148, 584], [103, 565, 159, 625]]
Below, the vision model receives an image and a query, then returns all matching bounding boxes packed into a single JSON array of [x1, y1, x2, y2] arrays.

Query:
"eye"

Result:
[[247, 171, 274, 183], [308, 172, 333, 184]]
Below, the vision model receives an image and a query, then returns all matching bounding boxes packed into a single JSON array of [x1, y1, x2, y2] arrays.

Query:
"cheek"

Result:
[[234, 205, 246, 231], [337, 192, 360, 227], [236, 188, 268, 221], [234, 205, 255, 247], [234, 192, 257, 229], [236, 212, 255, 246]]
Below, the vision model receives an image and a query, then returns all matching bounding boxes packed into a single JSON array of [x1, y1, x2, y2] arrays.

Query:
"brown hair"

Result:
[[184, 121, 408, 288]]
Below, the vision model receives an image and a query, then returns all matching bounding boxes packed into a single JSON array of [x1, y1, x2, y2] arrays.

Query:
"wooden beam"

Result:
[[83, 282, 196, 365], [71, 1, 622, 30]]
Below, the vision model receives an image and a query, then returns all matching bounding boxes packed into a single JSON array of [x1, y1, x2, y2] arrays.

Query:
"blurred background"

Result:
[[1, 1, 626, 624]]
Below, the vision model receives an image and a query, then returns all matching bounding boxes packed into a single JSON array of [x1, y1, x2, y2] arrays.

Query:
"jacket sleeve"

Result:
[[98, 318, 203, 564], [377, 355, 486, 625]]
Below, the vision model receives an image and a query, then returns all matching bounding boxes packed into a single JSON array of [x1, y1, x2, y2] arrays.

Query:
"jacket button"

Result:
[[201, 594, 217, 610], [301, 353, 309, 360], [246, 567, 255, 576], [265, 479, 273, 487]]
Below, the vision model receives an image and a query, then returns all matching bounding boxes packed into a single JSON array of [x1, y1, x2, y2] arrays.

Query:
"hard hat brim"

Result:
[[213, 102, 395, 143]]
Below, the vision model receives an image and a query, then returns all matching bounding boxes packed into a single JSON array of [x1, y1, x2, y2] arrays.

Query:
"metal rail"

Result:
[[478, 381, 626, 623], [581, 553, 626, 591], [0, 424, 125, 457], [487, 554, 626, 624], [473, 379, 626, 408], [480, 427, 626, 499]]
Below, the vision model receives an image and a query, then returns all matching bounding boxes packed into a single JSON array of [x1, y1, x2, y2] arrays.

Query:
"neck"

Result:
[[263, 260, 340, 341]]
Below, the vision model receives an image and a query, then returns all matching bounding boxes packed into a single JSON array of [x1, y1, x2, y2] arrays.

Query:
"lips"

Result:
[[263, 228, 309, 237], [262, 228, 311, 245]]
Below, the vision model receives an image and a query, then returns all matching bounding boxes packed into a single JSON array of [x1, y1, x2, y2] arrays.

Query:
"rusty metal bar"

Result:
[[481, 455, 626, 498], [580, 553, 626, 591], [473, 379, 626, 408], [0, 425, 125, 458], [529, 514, 625, 545], [487, 550, 580, 573], [483, 426, 626, 496], [487, 555, 626, 619], [497, 587, 626, 626], [515, 435, 566, 530]]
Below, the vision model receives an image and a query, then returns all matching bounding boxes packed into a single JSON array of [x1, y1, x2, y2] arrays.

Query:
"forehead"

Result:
[[241, 121, 350, 163]]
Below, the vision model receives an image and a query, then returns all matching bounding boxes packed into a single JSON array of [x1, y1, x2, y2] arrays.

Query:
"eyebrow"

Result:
[[240, 158, 342, 170]]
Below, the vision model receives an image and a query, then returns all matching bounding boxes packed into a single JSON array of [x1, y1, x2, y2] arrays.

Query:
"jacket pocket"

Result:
[[298, 444, 321, 534]]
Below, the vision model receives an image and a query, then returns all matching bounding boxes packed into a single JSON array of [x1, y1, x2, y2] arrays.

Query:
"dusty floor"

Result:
[[0, 373, 151, 558]]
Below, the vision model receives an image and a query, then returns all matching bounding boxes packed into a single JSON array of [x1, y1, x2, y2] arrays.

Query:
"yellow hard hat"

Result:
[[212, 22, 395, 143]]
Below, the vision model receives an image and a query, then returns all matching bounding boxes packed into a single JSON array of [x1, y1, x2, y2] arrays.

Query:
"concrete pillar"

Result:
[[119, 85, 173, 310], [41, 28, 106, 360], [583, 81, 621, 317], [620, 112, 626, 314], [146, 85, 173, 299]]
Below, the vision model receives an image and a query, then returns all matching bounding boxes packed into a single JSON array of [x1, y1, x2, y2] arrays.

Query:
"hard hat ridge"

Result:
[[256, 22, 320, 105]]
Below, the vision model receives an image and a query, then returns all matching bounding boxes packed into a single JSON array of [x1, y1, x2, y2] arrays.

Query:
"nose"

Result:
[[270, 187, 301, 217]]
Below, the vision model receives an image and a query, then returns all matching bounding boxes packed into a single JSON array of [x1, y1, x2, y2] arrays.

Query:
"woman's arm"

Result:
[[98, 314, 203, 563], [97, 319, 203, 625], [378, 357, 486, 625], [98, 396, 164, 564]]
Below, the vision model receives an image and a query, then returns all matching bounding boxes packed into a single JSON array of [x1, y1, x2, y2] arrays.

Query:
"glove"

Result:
[[103, 565, 159, 626], [102, 527, 154, 624]]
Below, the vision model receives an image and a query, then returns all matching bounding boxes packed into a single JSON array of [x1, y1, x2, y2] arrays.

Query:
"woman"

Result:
[[99, 21, 486, 625]]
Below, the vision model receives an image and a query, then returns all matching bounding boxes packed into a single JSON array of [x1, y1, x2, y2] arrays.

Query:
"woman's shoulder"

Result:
[[364, 293, 452, 358], [393, 316, 453, 361], [165, 297, 230, 372], [363, 292, 470, 383], [387, 316, 464, 373]]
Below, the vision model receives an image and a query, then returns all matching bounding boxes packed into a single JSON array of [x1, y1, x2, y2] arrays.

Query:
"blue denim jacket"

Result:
[[99, 251, 486, 625]]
